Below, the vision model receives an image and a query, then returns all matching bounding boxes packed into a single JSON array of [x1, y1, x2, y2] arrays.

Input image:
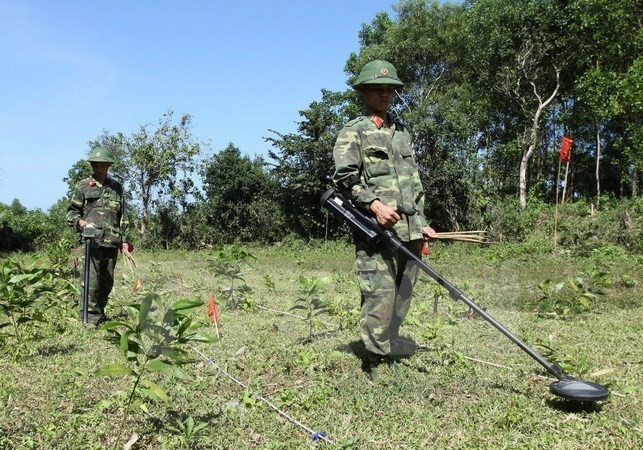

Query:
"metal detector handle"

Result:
[[396, 204, 416, 216]]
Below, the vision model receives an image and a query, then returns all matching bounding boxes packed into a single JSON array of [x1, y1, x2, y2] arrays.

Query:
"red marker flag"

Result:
[[208, 294, 220, 324], [559, 137, 574, 163]]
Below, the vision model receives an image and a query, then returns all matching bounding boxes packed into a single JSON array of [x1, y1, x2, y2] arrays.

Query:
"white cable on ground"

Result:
[[191, 346, 334, 445]]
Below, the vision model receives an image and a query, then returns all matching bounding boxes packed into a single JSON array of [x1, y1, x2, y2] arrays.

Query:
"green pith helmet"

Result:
[[352, 59, 404, 89], [87, 147, 114, 163]]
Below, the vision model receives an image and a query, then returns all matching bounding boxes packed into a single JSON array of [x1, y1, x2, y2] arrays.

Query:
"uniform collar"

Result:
[[88, 177, 110, 188], [369, 113, 394, 129]]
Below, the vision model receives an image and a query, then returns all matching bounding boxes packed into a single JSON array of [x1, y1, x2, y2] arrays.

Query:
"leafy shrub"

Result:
[[0, 258, 75, 355], [533, 277, 604, 319], [207, 244, 256, 309]]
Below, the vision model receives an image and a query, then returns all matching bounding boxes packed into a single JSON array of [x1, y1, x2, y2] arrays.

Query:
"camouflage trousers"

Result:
[[355, 239, 422, 356], [78, 244, 118, 324]]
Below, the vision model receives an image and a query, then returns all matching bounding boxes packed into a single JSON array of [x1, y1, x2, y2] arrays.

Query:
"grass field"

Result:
[[0, 240, 641, 449]]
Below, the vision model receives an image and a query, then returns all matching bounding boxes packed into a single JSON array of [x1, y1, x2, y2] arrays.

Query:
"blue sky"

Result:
[[0, 0, 396, 210]]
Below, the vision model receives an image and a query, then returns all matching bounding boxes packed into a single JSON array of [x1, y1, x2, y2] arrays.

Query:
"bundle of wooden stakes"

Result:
[[433, 230, 491, 244]]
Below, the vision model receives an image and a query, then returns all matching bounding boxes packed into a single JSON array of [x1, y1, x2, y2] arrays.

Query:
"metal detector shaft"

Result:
[[394, 243, 564, 380], [82, 237, 91, 324], [321, 188, 565, 380]]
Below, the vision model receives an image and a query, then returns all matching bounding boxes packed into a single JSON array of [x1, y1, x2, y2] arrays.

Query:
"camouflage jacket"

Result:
[[66, 177, 129, 247], [332, 115, 427, 242]]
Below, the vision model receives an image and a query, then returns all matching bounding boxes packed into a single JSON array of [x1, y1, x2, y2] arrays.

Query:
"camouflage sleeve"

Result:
[[66, 183, 84, 231], [332, 124, 378, 208]]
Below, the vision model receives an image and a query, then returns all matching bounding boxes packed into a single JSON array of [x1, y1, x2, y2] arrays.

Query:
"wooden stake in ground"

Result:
[[555, 136, 574, 251], [208, 294, 220, 338]]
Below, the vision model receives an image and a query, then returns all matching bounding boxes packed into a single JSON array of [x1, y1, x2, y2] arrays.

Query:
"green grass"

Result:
[[0, 240, 641, 449]]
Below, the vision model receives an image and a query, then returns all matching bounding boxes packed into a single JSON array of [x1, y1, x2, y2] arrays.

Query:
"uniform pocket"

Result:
[[399, 146, 418, 173], [355, 257, 378, 295], [363, 145, 391, 178]]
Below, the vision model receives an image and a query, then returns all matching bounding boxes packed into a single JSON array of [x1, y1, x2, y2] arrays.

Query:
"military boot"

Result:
[[365, 351, 384, 383]]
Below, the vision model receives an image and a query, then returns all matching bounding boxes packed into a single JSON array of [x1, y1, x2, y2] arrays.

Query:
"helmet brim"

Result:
[[353, 78, 404, 90]]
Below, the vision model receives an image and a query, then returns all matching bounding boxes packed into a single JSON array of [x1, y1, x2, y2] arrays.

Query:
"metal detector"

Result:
[[321, 188, 609, 403], [81, 224, 99, 325]]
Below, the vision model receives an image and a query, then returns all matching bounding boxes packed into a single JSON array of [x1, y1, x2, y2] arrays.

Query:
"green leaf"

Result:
[[139, 294, 156, 327], [8, 273, 37, 284], [140, 379, 170, 403], [185, 332, 218, 343], [96, 364, 135, 376], [147, 359, 176, 374], [171, 300, 203, 311]]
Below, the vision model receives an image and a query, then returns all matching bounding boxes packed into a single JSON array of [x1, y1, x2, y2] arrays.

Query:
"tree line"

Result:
[[1, 0, 641, 252]]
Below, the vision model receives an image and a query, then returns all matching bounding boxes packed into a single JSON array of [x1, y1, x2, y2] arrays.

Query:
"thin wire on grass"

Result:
[[191, 346, 335, 445], [257, 304, 336, 328]]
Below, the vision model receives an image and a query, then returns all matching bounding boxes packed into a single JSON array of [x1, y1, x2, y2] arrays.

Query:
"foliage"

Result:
[[0, 258, 74, 355], [98, 110, 203, 242], [534, 276, 604, 319], [534, 335, 608, 379], [290, 275, 329, 342], [98, 293, 217, 444], [207, 245, 257, 309], [166, 415, 208, 447], [201, 144, 285, 244], [44, 238, 76, 277], [266, 89, 355, 239]]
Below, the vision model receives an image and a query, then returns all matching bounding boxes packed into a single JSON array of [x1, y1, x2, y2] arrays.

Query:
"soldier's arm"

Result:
[[332, 126, 379, 209], [66, 184, 84, 230]]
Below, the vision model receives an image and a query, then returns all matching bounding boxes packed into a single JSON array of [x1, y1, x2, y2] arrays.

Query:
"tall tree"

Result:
[[267, 89, 354, 239], [201, 144, 284, 243], [119, 110, 201, 237], [463, 0, 574, 209], [568, 0, 642, 205]]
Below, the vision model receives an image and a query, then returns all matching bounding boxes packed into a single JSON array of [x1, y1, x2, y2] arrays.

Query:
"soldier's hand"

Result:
[[79, 220, 88, 228], [369, 200, 401, 228], [422, 226, 438, 241]]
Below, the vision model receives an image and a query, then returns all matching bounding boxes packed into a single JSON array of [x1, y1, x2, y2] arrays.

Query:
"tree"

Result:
[[462, 0, 574, 209], [118, 110, 202, 238], [201, 144, 284, 243], [266, 89, 353, 239], [568, 0, 642, 204]]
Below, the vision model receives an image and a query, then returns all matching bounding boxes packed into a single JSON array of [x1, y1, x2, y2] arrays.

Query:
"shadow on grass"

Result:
[[545, 398, 605, 413]]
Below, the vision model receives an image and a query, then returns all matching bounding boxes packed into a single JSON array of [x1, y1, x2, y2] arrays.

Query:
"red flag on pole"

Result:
[[559, 137, 574, 163], [208, 294, 220, 324]]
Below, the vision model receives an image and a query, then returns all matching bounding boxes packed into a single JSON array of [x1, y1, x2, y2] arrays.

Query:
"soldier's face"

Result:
[[91, 162, 111, 180], [362, 84, 396, 114]]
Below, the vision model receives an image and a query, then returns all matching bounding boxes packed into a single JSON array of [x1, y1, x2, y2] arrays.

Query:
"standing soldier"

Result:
[[332, 60, 437, 381], [67, 147, 131, 325]]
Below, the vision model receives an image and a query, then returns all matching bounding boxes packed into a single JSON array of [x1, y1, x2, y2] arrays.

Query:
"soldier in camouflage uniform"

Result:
[[67, 147, 130, 325], [332, 60, 437, 379]]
